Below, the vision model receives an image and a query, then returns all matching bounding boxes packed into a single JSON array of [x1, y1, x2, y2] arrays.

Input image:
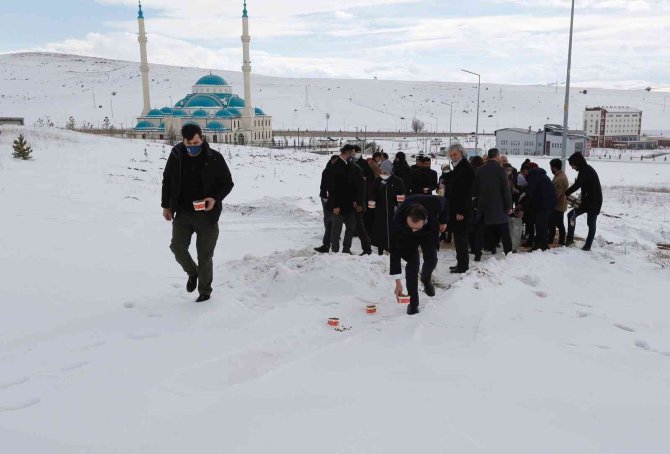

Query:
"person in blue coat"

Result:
[[523, 165, 557, 251]]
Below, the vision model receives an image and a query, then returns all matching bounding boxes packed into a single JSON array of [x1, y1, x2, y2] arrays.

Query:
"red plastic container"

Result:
[[193, 200, 207, 211], [328, 317, 340, 327], [397, 294, 410, 305], [366, 305, 377, 314]]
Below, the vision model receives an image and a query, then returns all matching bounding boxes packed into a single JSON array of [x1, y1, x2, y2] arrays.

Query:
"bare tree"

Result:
[[412, 118, 425, 133]]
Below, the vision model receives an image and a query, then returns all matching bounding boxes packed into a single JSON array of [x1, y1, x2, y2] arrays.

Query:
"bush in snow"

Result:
[[12, 134, 33, 160]]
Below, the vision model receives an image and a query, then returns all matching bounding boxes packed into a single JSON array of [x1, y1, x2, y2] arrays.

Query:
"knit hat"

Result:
[[380, 160, 393, 175]]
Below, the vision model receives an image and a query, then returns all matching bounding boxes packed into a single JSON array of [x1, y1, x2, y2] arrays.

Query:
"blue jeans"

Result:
[[567, 209, 598, 249]]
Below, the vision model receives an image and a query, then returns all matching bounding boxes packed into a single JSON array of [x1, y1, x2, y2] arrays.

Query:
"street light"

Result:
[[444, 103, 453, 146], [561, 0, 576, 169], [462, 69, 481, 154]]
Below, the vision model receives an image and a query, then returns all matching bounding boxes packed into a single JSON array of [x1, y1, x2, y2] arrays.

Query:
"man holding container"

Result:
[[161, 124, 234, 302]]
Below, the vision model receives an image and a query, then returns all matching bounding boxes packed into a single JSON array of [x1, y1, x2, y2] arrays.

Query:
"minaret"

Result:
[[241, 1, 254, 126], [137, 1, 151, 116]]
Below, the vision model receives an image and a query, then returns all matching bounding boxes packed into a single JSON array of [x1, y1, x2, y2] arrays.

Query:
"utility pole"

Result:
[[462, 69, 481, 154], [561, 0, 576, 169]]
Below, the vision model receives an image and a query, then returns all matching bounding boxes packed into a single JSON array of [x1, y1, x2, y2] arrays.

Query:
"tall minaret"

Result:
[[241, 1, 254, 125], [137, 1, 151, 116]]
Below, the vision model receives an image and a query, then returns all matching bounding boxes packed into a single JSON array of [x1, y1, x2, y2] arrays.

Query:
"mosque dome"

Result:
[[185, 95, 223, 108], [254, 107, 265, 116], [135, 121, 155, 129], [147, 109, 164, 117], [171, 109, 188, 117], [195, 75, 228, 86], [228, 96, 245, 108], [226, 107, 242, 117], [160, 107, 173, 114], [215, 109, 235, 118], [206, 121, 228, 131], [191, 109, 210, 117]]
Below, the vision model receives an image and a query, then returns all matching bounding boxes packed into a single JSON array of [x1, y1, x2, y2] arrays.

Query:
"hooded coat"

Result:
[[566, 152, 602, 214], [524, 167, 557, 212]]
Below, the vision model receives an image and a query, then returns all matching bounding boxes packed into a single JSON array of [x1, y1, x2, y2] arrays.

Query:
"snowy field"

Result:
[[1, 125, 670, 452], [1, 52, 669, 134]]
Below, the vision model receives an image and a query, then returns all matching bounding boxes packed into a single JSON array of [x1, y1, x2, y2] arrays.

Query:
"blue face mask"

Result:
[[186, 145, 202, 156]]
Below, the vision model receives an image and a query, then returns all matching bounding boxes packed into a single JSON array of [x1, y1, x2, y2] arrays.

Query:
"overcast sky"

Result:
[[1, 0, 669, 87]]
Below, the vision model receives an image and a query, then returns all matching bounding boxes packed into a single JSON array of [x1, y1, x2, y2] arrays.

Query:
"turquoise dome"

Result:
[[206, 121, 227, 131], [135, 121, 155, 129], [160, 107, 173, 114], [171, 109, 188, 117], [182, 121, 200, 127], [195, 75, 228, 86], [215, 109, 235, 118], [147, 109, 164, 117], [228, 97, 245, 108], [254, 107, 265, 116], [226, 107, 242, 117], [184, 95, 223, 108], [191, 109, 210, 117], [174, 98, 187, 107]]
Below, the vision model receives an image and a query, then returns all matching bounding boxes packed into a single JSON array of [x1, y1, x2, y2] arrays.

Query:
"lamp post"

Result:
[[446, 103, 453, 146], [561, 0, 576, 169], [462, 69, 481, 154]]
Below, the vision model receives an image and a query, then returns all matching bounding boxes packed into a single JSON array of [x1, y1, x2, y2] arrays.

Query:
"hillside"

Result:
[[1, 52, 669, 134]]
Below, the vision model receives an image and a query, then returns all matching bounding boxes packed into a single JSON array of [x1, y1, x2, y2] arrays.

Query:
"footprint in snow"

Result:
[[61, 361, 89, 372], [635, 340, 651, 350], [0, 377, 30, 390], [516, 274, 540, 288], [123, 302, 136, 309], [534, 291, 548, 298], [575, 311, 590, 318], [0, 398, 41, 412], [170, 282, 181, 289], [614, 323, 635, 333], [126, 332, 160, 340]]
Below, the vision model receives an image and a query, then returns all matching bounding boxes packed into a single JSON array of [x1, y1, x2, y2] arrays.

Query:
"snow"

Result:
[[1, 52, 670, 135], [1, 124, 670, 452]]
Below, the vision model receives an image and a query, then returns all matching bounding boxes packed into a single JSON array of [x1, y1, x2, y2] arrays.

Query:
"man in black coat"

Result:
[[390, 195, 448, 315], [162, 124, 234, 302], [524, 166, 557, 251], [393, 151, 414, 191], [446, 144, 474, 273], [314, 155, 339, 253], [325, 145, 357, 253], [472, 148, 514, 261], [565, 152, 603, 251], [411, 156, 439, 195], [350, 149, 373, 255]]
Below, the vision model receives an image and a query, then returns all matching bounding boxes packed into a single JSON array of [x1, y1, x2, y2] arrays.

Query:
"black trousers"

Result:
[[354, 211, 372, 253], [567, 209, 598, 249], [405, 243, 438, 310], [453, 230, 469, 269], [473, 218, 512, 256], [533, 209, 551, 251], [547, 210, 566, 245], [330, 212, 356, 253], [321, 198, 331, 247]]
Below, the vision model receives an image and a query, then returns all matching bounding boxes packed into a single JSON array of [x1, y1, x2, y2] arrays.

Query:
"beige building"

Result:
[[583, 106, 641, 147], [131, 1, 272, 145]]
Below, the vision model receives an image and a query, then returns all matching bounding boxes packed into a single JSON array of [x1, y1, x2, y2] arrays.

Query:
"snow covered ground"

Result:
[[1, 125, 670, 452], [1, 52, 670, 135]]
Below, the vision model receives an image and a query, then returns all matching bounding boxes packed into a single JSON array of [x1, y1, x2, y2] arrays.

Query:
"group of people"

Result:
[[315, 143, 603, 315], [159, 123, 602, 314]]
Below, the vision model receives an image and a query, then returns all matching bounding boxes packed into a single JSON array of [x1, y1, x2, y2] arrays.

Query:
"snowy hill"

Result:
[[1, 52, 669, 134], [1, 124, 670, 452]]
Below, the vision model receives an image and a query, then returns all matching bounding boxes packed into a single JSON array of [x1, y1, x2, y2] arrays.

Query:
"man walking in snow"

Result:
[[162, 124, 234, 302], [565, 152, 602, 251], [390, 195, 448, 315], [325, 144, 357, 253]]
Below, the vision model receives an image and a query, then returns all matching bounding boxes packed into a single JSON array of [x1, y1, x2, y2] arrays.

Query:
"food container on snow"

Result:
[[328, 317, 340, 327]]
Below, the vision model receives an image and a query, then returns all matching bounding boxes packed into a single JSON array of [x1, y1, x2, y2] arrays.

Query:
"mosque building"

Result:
[[132, 1, 272, 145]]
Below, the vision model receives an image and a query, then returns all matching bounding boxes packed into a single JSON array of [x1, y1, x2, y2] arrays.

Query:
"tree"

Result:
[[102, 117, 111, 130], [66, 116, 76, 130], [412, 118, 425, 133], [12, 134, 33, 160]]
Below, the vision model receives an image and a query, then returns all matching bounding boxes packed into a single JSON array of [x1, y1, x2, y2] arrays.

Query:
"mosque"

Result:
[[132, 1, 272, 145]]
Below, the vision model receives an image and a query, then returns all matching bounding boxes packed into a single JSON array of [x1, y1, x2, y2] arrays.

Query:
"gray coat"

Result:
[[472, 160, 513, 225]]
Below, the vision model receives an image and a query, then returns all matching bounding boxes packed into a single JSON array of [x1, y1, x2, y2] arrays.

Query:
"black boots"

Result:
[[421, 275, 435, 297], [314, 245, 329, 253], [186, 274, 198, 293], [195, 294, 210, 303], [407, 305, 419, 315]]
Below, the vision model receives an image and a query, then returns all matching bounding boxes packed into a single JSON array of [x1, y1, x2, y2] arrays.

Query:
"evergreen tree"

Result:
[[66, 116, 76, 130], [12, 134, 33, 160]]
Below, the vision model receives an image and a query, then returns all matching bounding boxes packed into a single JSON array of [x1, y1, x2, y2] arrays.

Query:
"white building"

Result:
[[583, 106, 642, 147], [131, 1, 272, 145], [495, 125, 590, 157]]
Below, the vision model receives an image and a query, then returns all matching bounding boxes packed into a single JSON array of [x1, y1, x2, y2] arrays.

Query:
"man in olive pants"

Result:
[[162, 124, 234, 302]]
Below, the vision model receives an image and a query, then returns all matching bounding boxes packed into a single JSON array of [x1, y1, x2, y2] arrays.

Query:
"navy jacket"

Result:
[[525, 168, 557, 212]]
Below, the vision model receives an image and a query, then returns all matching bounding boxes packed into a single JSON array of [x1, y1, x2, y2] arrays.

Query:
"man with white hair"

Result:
[[446, 144, 475, 273]]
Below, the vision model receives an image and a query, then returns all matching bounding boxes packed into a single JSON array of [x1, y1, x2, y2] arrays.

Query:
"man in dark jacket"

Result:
[[565, 152, 602, 251], [472, 148, 514, 261], [162, 124, 234, 302], [350, 149, 373, 255], [390, 195, 448, 315], [325, 144, 357, 253], [524, 166, 557, 251], [446, 144, 475, 273], [314, 155, 339, 253], [548, 158, 569, 246], [411, 156, 439, 195]]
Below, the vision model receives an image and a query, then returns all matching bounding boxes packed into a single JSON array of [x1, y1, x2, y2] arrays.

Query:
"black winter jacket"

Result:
[[566, 152, 603, 214], [161, 141, 234, 223]]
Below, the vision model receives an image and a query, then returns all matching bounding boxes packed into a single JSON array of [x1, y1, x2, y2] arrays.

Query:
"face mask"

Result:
[[353, 153, 362, 160], [186, 145, 202, 156], [381, 174, 390, 180]]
